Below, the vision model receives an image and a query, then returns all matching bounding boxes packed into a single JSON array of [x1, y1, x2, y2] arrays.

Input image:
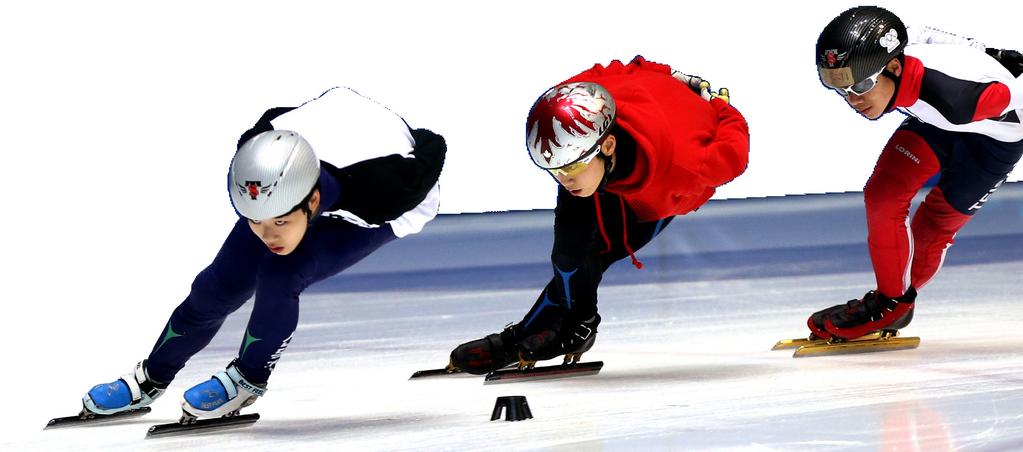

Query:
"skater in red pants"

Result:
[[807, 6, 1023, 342]]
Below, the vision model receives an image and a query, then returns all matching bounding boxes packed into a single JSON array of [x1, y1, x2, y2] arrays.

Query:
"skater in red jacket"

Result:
[[448, 56, 750, 374]]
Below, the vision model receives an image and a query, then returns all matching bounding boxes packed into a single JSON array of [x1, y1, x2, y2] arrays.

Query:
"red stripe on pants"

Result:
[[863, 131, 941, 298]]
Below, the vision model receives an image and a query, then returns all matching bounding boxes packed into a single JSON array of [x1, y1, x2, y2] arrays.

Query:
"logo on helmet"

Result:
[[527, 84, 613, 164], [824, 49, 847, 68], [246, 181, 261, 200], [879, 29, 901, 53], [240, 181, 271, 201]]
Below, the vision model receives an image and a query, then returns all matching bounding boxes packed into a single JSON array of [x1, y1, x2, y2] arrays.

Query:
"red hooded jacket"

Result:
[[562, 56, 750, 222]]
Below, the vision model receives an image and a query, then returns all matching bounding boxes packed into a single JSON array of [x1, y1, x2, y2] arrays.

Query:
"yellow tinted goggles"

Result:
[[546, 147, 602, 178], [547, 159, 592, 178]]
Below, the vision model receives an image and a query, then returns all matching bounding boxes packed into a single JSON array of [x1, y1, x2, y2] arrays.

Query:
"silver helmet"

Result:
[[525, 82, 616, 170], [229, 130, 320, 221]]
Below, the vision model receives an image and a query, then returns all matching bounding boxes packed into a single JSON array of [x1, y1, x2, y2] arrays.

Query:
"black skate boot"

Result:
[[824, 288, 916, 341], [449, 326, 520, 375], [807, 301, 854, 340], [518, 314, 600, 367]]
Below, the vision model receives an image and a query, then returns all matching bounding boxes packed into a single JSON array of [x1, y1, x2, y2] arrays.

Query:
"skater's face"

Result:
[[836, 59, 902, 120], [551, 135, 616, 198], [247, 190, 321, 255]]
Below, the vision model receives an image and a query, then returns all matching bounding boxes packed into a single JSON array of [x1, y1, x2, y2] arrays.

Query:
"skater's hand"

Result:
[[698, 81, 731, 105], [706, 83, 730, 105], [987, 48, 1023, 77]]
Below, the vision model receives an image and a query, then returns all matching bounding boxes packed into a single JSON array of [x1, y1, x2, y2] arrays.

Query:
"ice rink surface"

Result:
[[9, 185, 1023, 451]]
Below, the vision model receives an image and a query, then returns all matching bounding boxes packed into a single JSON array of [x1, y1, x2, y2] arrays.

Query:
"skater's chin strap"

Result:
[[592, 192, 643, 270]]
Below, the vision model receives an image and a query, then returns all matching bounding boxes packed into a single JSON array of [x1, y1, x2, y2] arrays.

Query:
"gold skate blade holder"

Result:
[[773, 331, 920, 357], [772, 332, 881, 350], [517, 351, 584, 368], [444, 358, 459, 373], [517, 356, 537, 370], [563, 352, 583, 365]]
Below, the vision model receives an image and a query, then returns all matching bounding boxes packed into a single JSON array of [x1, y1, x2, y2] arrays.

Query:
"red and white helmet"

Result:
[[525, 82, 616, 170]]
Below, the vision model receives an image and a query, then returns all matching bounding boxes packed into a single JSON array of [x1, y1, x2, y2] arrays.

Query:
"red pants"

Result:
[[864, 119, 1021, 298]]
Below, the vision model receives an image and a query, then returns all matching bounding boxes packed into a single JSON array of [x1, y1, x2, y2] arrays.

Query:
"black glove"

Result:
[[986, 48, 1023, 77]]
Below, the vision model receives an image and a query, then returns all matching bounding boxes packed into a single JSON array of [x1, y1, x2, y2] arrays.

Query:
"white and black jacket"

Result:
[[238, 87, 446, 237], [894, 43, 1023, 142]]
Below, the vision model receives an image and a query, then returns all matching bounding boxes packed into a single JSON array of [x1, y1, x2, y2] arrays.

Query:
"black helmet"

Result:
[[817, 6, 907, 92]]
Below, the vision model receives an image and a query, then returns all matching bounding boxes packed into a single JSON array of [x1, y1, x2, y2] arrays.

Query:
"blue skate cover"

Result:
[[184, 378, 229, 412], [88, 380, 132, 410]]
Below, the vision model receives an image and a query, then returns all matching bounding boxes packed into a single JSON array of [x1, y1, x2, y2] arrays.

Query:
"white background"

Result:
[[1, 0, 1021, 438]]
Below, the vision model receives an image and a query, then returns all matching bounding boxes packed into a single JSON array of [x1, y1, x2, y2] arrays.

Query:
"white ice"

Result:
[[6, 185, 1023, 451]]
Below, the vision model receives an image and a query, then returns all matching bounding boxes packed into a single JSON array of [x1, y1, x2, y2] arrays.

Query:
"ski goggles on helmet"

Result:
[[821, 66, 885, 96]]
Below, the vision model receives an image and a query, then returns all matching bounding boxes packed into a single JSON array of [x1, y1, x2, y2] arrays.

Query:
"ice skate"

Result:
[[80, 360, 167, 416], [46, 360, 165, 429], [414, 315, 604, 383], [145, 361, 263, 438], [824, 288, 916, 339], [410, 325, 521, 379], [774, 289, 920, 357], [180, 361, 264, 419], [446, 325, 521, 375], [484, 314, 603, 384]]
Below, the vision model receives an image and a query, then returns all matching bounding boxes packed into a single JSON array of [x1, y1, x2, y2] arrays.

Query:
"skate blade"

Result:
[[792, 336, 920, 357], [772, 332, 881, 350], [146, 413, 259, 438], [45, 407, 152, 429], [409, 367, 465, 379], [484, 361, 603, 384], [410, 362, 518, 380]]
